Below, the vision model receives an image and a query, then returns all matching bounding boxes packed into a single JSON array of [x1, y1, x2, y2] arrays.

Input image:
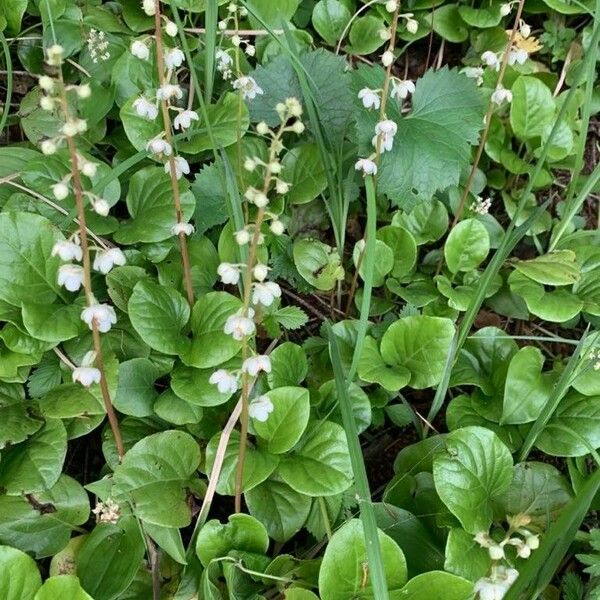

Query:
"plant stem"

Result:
[[154, 0, 195, 306], [57, 76, 124, 461]]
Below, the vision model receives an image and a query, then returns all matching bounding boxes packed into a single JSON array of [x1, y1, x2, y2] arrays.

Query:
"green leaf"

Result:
[[191, 163, 229, 234], [128, 280, 191, 355], [246, 0, 300, 27], [380, 316, 455, 389], [433, 426, 514, 533], [353, 239, 394, 287], [171, 364, 235, 407], [318, 519, 407, 599], [114, 167, 195, 244], [348, 16, 387, 55], [444, 218, 490, 273], [268, 342, 308, 388], [0, 212, 63, 307], [0, 393, 42, 449], [0, 545, 41, 600], [398, 571, 474, 599], [196, 513, 269, 567], [144, 522, 187, 565], [278, 420, 353, 496], [458, 4, 502, 27], [281, 143, 328, 205], [0, 0, 28, 34], [205, 430, 279, 496], [0, 475, 89, 558], [510, 76, 555, 140], [429, 5, 469, 42], [114, 358, 161, 417], [444, 528, 491, 582], [180, 292, 243, 369], [273, 306, 309, 330], [153, 389, 203, 426], [22, 301, 85, 343], [501, 347, 554, 424], [536, 393, 600, 457], [312, 0, 352, 45], [77, 517, 145, 600], [245, 477, 311, 542], [0, 418, 67, 494], [253, 386, 310, 454], [393, 200, 449, 245], [513, 250, 580, 286], [40, 384, 104, 419], [293, 238, 345, 291], [106, 266, 151, 312], [34, 575, 93, 600], [353, 66, 484, 203], [112, 431, 201, 527], [358, 336, 411, 392], [376, 226, 417, 279]]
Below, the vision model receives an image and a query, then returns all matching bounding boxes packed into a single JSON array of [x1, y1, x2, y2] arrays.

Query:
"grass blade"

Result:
[[203, 0, 218, 104], [328, 322, 390, 600], [0, 32, 12, 140]]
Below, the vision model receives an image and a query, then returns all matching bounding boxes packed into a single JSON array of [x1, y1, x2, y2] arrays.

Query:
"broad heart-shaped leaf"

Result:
[[0, 545, 42, 600], [245, 476, 311, 543], [398, 571, 474, 600], [196, 513, 269, 567], [358, 336, 411, 392], [380, 316, 455, 389], [513, 250, 580, 286], [494, 462, 572, 523], [0, 393, 43, 449], [77, 517, 145, 600], [267, 342, 308, 388], [112, 430, 201, 527], [348, 15, 387, 55], [312, 0, 352, 45], [22, 300, 86, 343], [114, 358, 161, 417], [114, 167, 195, 244], [0, 475, 89, 558], [205, 430, 279, 496], [278, 420, 353, 496], [318, 519, 407, 599], [253, 387, 310, 454], [536, 393, 600, 457], [352, 65, 485, 205], [444, 218, 490, 273], [171, 363, 235, 407], [33, 575, 93, 600], [0, 212, 64, 307], [128, 280, 191, 355], [501, 346, 554, 425], [433, 426, 514, 534], [180, 292, 243, 369], [510, 76, 555, 140], [0, 418, 67, 494]]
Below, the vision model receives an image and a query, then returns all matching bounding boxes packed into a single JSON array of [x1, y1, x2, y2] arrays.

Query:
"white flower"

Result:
[[173, 110, 199, 131], [40, 96, 55, 111], [93, 248, 126, 274], [92, 198, 110, 216], [77, 84, 92, 99], [72, 365, 101, 387], [291, 121, 305, 135], [46, 44, 64, 66], [249, 395, 274, 422], [235, 229, 251, 245], [481, 50, 500, 70], [224, 309, 255, 340], [216, 49, 233, 70], [508, 47, 528, 65], [147, 137, 172, 156], [81, 161, 97, 178], [171, 222, 195, 236], [358, 88, 380, 110], [253, 263, 269, 282], [167, 156, 190, 179], [372, 119, 398, 153], [81, 303, 117, 333], [355, 158, 378, 176], [39, 75, 54, 91], [41, 140, 57, 155], [270, 220, 285, 235], [131, 40, 149, 60], [52, 182, 69, 200], [525, 534, 539, 549], [488, 544, 505, 560], [472, 196, 492, 215], [58, 264, 84, 292], [141, 0, 155, 16], [474, 579, 509, 600], [391, 79, 415, 100], [165, 47, 185, 70], [217, 262, 241, 285], [491, 86, 512, 105], [62, 120, 80, 137], [157, 84, 183, 101], [500, 2, 512, 15], [252, 281, 281, 307], [92, 498, 121, 524], [52, 240, 82, 262], [385, 0, 398, 12], [406, 18, 418, 34], [242, 355, 271, 376], [275, 180, 290, 195], [245, 188, 269, 208], [209, 369, 239, 394], [133, 96, 159, 120], [232, 76, 264, 100], [165, 21, 178, 37], [256, 122, 269, 135], [463, 66, 484, 85], [381, 50, 394, 67], [520, 21, 531, 38]]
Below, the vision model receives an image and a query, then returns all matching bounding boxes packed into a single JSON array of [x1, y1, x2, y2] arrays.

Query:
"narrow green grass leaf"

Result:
[[204, 0, 218, 103], [0, 32, 12, 140]]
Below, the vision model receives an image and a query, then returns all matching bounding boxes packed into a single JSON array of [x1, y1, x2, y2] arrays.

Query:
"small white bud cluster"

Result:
[[217, 2, 249, 34], [92, 498, 121, 524], [589, 348, 600, 371], [87, 29, 110, 64], [471, 196, 492, 215]]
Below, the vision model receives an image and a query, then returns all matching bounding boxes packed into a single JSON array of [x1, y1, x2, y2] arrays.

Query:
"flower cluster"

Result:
[[588, 348, 600, 371], [87, 28, 110, 63], [91, 498, 121, 524], [471, 196, 492, 215], [473, 514, 540, 599]]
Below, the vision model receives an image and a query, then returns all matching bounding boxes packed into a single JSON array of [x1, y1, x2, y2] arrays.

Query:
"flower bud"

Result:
[[381, 50, 394, 67], [256, 122, 270, 135], [52, 182, 69, 200], [41, 140, 57, 155], [165, 21, 178, 37], [39, 75, 54, 91], [77, 84, 92, 99], [385, 0, 398, 12]]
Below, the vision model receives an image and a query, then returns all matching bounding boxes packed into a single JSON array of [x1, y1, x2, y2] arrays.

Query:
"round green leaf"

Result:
[[399, 571, 474, 599], [318, 519, 407, 599], [393, 200, 449, 245], [513, 250, 580, 286], [293, 239, 344, 291], [429, 5, 469, 42], [153, 389, 203, 426], [114, 358, 161, 417], [353, 239, 394, 287], [34, 575, 93, 600], [358, 336, 411, 392], [267, 342, 308, 388], [312, 0, 352, 46], [376, 225, 417, 279], [444, 528, 491, 582], [0, 393, 43, 450], [348, 16, 387, 55], [253, 386, 310, 454], [510, 76, 555, 140], [433, 426, 513, 533], [0, 545, 42, 600], [444, 218, 490, 273], [281, 143, 328, 205], [171, 364, 234, 407]]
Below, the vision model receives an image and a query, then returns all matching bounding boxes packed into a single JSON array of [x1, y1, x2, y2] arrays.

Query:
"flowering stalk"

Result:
[[44, 46, 124, 460], [153, 0, 195, 306]]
